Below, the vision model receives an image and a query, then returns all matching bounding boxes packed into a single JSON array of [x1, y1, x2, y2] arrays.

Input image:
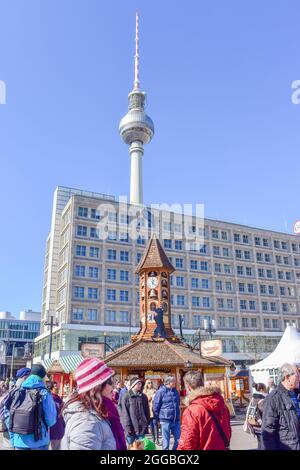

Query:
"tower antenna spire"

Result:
[[134, 12, 140, 90]]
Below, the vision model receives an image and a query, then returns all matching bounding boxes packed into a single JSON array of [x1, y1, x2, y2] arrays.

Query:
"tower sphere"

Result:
[[119, 91, 154, 145]]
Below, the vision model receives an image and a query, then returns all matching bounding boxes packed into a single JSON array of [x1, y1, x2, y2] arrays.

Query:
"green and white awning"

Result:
[[41, 358, 55, 370], [58, 354, 84, 373]]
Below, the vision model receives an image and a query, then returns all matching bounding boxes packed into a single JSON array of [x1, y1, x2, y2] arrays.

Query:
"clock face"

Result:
[[147, 277, 158, 289]]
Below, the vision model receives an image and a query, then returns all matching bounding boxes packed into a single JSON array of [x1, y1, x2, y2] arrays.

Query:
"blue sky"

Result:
[[0, 0, 299, 316]]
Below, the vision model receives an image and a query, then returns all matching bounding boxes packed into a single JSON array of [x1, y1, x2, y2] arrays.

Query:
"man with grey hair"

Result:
[[153, 375, 180, 450], [261, 363, 300, 450]]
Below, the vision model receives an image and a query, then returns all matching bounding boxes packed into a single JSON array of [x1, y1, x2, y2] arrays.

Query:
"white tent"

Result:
[[250, 325, 300, 385]]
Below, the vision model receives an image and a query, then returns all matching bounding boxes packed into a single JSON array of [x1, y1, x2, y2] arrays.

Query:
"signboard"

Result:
[[0, 341, 6, 364], [81, 343, 104, 359], [294, 221, 300, 235], [201, 339, 222, 357]]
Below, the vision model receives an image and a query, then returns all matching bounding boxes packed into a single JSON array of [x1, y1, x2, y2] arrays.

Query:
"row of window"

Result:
[[171, 314, 281, 330], [72, 308, 130, 324], [73, 287, 130, 302]]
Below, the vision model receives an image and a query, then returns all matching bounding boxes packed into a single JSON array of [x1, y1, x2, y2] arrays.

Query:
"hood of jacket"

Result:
[[21, 374, 47, 390], [185, 386, 224, 412], [62, 400, 100, 425]]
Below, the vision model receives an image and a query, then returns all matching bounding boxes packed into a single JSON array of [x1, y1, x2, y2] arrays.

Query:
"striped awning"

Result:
[[58, 354, 84, 373], [41, 358, 55, 370]]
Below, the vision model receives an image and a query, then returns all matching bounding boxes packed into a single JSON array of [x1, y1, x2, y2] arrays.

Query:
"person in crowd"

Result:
[[5, 364, 57, 450], [266, 378, 277, 394], [112, 379, 122, 405], [49, 381, 65, 450], [261, 363, 300, 450], [144, 379, 159, 444], [177, 370, 231, 450], [61, 358, 117, 450], [153, 375, 180, 450], [0, 368, 31, 450], [101, 376, 127, 450], [244, 382, 267, 449], [118, 377, 130, 414], [120, 377, 150, 446]]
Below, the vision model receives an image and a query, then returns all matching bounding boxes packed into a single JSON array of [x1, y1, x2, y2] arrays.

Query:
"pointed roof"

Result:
[[135, 234, 175, 273]]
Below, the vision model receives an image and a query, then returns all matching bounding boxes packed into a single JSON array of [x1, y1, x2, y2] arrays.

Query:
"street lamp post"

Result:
[[196, 329, 202, 357], [44, 315, 59, 360]]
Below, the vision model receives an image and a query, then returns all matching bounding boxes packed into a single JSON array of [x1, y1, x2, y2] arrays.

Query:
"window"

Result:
[[75, 265, 85, 277], [216, 280, 223, 291], [89, 247, 99, 258], [248, 284, 254, 293], [278, 271, 284, 280], [191, 278, 199, 289], [266, 270, 273, 279], [281, 241, 288, 250], [286, 272, 292, 281], [270, 302, 277, 312], [76, 225, 87, 237], [175, 258, 183, 269], [221, 231, 228, 241], [176, 276, 184, 287], [227, 299, 233, 309], [264, 254, 271, 263], [235, 249, 242, 259], [268, 285, 274, 295], [260, 285, 266, 294], [137, 236, 146, 245], [224, 264, 231, 274], [212, 230, 219, 239], [193, 315, 201, 327], [200, 261, 208, 271], [264, 319, 271, 328], [223, 248, 229, 257], [249, 300, 256, 311], [192, 296, 201, 307], [217, 298, 224, 309], [176, 295, 184, 306], [120, 311, 129, 323], [120, 290, 129, 302], [238, 283, 245, 292], [262, 302, 268, 311], [90, 227, 99, 239], [228, 317, 235, 328], [244, 251, 250, 260], [202, 297, 210, 308], [174, 223, 182, 233], [120, 270, 129, 282], [256, 252, 263, 262], [107, 289, 116, 301], [242, 318, 249, 328], [243, 235, 249, 244], [89, 267, 98, 279], [91, 208, 100, 220], [190, 260, 197, 270], [164, 239, 172, 249], [282, 303, 288, 312], [213, 246, 220, 256], [88, 288, 98, 300], [274, 240, 280, 249], [87, 309, 98, 321], [237, 266, 244, 276], [200, 245, 207, 254], [76, 245, 86, 257], [263, 238, 269, 247], [280, 286, 286, 296], [78, 207, 88, 218], [214, 263, 221, 273], [240, 300, 247, 310], [120, 251, 129, 262], [255, 237, 261, 246], [106, 310, 116, 323], [234, 233, 240, 242], [107, 249, 117, 261], [272, 319, 279, 329], [73, 286, 84, 299], [251, 318, 257, 328], [258, 268, 264, 278], [175, 240, 182, 250], [201, 279, 209, 289], [136, 253, 142, 263], [219, 317, 226, 327], [226, 281, 232, 291], [246, 267, 252, 276], [72, 308, 83, 321]]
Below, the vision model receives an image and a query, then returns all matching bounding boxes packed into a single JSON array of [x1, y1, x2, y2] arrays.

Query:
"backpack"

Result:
[[6, 387, 47, 441], [247, 398, 262, 427]]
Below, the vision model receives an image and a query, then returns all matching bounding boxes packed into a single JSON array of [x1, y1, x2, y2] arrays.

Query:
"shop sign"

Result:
[[81, 343, 104, 358], [201, 340, 222, 357]]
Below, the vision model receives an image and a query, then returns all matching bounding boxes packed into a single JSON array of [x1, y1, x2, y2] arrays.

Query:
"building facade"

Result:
[[0, 310, 41, 379], [33, 186, 300, 366]]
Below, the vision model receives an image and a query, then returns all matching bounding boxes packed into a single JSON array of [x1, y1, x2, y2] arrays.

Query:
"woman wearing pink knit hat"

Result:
[[61, 358, 126, 450]]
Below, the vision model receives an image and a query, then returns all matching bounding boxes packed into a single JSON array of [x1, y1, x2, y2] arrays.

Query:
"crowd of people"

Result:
[[244, 362, 300, 450], [2, 359, 300, 451]]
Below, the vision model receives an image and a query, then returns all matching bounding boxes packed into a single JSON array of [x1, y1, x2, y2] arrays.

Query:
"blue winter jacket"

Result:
[[153, 385, 180, 423], [5, 375, 57, 449]]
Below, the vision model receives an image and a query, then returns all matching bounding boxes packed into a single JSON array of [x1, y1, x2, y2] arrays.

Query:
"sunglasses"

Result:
[[103, 377, 113, 386]]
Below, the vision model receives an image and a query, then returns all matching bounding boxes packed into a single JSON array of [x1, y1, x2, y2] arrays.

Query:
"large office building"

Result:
[[33, 15, 300, 366], [0, 310, 41, 379]]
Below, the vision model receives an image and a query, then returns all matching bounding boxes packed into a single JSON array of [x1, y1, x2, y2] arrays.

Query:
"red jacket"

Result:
[[177, 387, 231, 450]]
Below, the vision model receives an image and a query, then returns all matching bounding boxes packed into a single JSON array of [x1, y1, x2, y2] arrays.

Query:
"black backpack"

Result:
[[7, 388, 47, 441]]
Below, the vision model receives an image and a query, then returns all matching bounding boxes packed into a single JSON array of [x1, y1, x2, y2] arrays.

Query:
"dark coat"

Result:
[[120, 390, 150, 437], [153, 385, 180, 423], [50, 394, 65, 440], [261, 383, 300, 450]]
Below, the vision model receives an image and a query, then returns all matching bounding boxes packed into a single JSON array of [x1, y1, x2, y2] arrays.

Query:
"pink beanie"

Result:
[[75, 358, 114, 394]]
